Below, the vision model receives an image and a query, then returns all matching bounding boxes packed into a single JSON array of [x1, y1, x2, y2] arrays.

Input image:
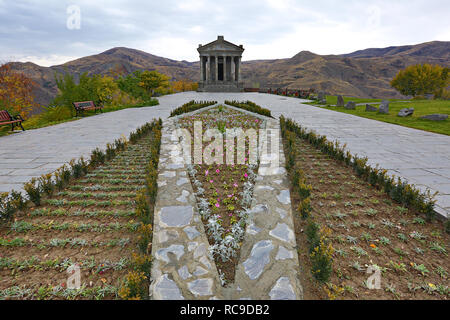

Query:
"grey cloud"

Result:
[[0, 0, 448, 65]]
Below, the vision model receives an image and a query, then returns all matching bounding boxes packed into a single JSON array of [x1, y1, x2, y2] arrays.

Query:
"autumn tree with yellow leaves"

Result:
[[0, 63, 37, 118], [170, 79, 199, 93], [391, 64, 449, 98]]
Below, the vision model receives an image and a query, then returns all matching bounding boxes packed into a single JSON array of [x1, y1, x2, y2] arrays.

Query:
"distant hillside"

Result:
[[8, 41, 450, 106], [241, 41, 450, 98], [341, 41, 450, 59]]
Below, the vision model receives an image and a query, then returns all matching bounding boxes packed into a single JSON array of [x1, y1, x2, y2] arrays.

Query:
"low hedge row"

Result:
[[280, 117, 333, 283], [169, 100, 217, 117], [119, 119, 162, 300], [280, 116, 438, 221], [224, 100, 272, 118], [0, 120, 161, 222]]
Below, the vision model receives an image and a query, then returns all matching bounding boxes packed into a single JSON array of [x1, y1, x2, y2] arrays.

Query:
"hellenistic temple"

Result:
[[197, 36, 244, 92]]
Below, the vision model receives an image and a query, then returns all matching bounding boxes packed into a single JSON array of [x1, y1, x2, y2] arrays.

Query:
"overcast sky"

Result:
[[0, 0, 448, 66]]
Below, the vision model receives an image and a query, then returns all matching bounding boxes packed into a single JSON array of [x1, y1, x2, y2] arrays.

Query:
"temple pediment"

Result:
[[198, 36, 244, 54]]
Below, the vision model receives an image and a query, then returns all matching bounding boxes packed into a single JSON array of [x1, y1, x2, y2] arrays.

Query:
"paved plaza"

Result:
[[0, 92, 448, 218]]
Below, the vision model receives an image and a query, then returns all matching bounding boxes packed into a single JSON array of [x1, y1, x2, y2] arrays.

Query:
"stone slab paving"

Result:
[[230, 115, 302, 300], [0, 92, 203, 193], [1, 91, 448, 218], [150, 118, 223, 300], [150, 106, 302, 300], [156, 92, 450, 219]]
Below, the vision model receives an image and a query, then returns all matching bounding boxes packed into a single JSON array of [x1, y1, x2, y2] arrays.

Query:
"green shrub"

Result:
[[224, 100, 272, 117], [169, 100, 217, 117], [306, 220, 320, 253], [297, 198, 312, 219], [24, 178, 41, 206], [311, 246, 333, 283], [38, 173, 54, 197], [0, 193, 16, 220], [9, 190, 26, 211], [60, 165, 72, 184], [310, 227, 333, 283], [135, 190, 151, 225], [70, 158, 88, 178], [297, 180, 312, 200], [90, 148, 106, 167], [105, 143, 116, 161]]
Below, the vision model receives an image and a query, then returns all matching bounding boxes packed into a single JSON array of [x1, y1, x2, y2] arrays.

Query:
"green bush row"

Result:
[[280, 116, 438, 221], [0, 119, 161, 222], [119, 120, 162, 300], [169, 100, 217, 117], [224, 100, 272, 118], [280, 117, 333, 283]]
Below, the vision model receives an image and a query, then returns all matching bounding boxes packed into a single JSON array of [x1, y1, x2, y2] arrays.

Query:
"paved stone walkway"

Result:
[[1, 91, 448, 218], [150, 105, 302, 300]]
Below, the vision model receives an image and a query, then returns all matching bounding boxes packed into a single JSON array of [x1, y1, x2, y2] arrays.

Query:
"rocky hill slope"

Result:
[[9, 41, 449, 105]]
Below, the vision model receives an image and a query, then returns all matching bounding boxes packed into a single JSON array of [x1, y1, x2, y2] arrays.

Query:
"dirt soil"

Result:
[[285, 135, 449, 300]]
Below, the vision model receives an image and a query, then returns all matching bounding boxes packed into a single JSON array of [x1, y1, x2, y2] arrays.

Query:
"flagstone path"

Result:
[[0, 92, 448, 217], [149, 105, 302, 300]]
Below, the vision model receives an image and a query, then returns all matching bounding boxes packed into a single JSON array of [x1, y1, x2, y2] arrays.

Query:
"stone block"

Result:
[[336, 95, 345, 107], [345, 101, 356, 110], [365, 104, 378, 112], [398, 108, 414, 117], [420, 114, 448, 121], [378, 100, 389, 114]]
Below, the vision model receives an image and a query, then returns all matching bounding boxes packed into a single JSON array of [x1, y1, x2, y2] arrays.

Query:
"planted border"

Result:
[[224, 100, 272, 118], [0, 119, 161, 300], [175, 105, 264, 284], [280, 116, 439, 222], [280, 117, 333, 283], [118, 119, 162, 300], [169, 100, 217, 117], [281, 116, 449, 299], [0, 120, 160, 222]]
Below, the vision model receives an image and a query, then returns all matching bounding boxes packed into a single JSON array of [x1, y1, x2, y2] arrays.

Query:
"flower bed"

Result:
[[224, 100, 272, 118], [175, 105, 265, 284], [280, 116, 449, 300], [169, 100, 217, 117], [0, 119, 162, 300]]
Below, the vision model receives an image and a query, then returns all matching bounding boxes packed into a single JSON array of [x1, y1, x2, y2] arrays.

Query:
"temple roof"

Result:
[[197, 36, 244, 54]]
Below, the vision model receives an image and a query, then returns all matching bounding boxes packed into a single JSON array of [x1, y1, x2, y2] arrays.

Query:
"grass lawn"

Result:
[[305, 98, 450, 136]]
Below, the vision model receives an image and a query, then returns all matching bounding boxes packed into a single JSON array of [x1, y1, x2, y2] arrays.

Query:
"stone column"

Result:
[[206, 55, 210, 82], [223, 55, 227, 82], [199, 55, 203, 82], [238, 56, 242, 82], [215, 55, 218, 82], [231, 56, 235, 82]]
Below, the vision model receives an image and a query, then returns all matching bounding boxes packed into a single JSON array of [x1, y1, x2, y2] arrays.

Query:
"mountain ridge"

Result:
[[8, 41, 450, 106]]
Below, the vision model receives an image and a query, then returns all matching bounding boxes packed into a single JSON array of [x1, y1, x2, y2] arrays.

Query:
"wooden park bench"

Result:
[[73, 101, 103, 117], [0, 110, 25, 131]]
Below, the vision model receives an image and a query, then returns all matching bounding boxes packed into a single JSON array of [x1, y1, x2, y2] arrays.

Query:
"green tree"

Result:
[[96, 75, 118, 105], [138, 70, 169, 96], [116, 70, 148, 101], [390, 64, 449, 97], [53, 72, 100, 113]]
